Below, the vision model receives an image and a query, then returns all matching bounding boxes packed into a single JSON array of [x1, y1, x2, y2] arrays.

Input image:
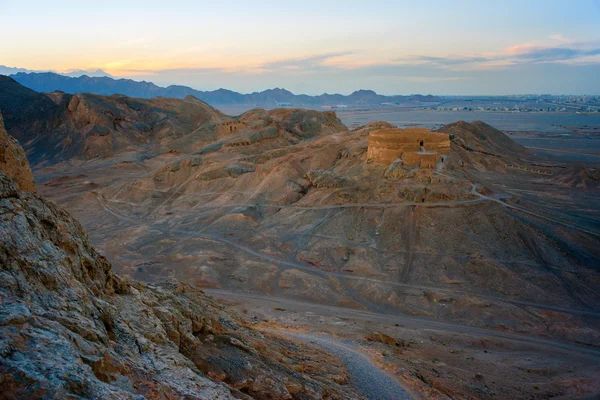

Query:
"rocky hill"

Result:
[[439, 120, 533, 170], [0, 138, 361, 399], [36, 114, 598, 349], [0, 78, 352, 166], [0, 75, 62, 137], [0, 111, 36, 191], [3, 79, 599, 395], [10, 72, 442, 108], [0, 77, 232, 164]]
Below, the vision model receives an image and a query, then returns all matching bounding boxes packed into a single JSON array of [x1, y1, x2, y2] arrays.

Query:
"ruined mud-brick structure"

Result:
[[216, 120, 247, 136], [367, 127, 450, 168]]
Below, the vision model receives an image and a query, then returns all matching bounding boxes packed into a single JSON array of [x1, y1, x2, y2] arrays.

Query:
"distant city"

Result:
[[426, 95, 600, 113]]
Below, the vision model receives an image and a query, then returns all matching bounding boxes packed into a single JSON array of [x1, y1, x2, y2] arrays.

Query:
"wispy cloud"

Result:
[[548, 34, 571, 44], [403, 76, 464, 83], [98, 35, 600, 94], [259, 51, 355, 70], [396, 37, 600, 71], [511, 45, 600, 62], [105, 51, 359, 77]]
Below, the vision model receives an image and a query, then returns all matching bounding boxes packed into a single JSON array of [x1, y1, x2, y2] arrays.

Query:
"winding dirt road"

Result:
[[275, 331, 413, 400], [210, 289, 600, 360], [94, 193, 600, 318]]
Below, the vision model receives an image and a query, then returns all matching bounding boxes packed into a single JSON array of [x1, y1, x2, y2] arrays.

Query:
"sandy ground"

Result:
[[208, 289, 600, 399], [33, 116, 600, 399]]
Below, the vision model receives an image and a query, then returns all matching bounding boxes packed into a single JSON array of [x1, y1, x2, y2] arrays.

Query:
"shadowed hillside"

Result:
[[0, 76, 232, 164], [0, 75, 62, 136], [0, 134, 362, 399], [0, 111, 36, 191], [2, 80, 600, 399]]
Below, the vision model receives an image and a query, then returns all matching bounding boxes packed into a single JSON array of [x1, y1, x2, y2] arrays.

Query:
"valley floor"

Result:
[[32, 119, 600, 399], [208, 289, 600, 399]]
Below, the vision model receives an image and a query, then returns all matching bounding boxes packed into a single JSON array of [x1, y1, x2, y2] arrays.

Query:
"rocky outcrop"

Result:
[[0, 168, 359, 398], [435, 120, 536, 171], [305, 169, 351, 188], [0, 112, 36, 191], [439, 121, 531, 160], [267, 108, 347, 139], [0, 77, 232, 164], [0, 75, 61, 137]]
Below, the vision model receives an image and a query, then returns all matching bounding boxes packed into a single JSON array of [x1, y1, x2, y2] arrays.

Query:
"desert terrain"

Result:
[[1, 76, 599, 399]]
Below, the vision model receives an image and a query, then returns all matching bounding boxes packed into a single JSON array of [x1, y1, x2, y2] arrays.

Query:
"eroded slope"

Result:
[[0, 141, 361, 398], [38, 118, 600, 347], [0, 112, 36, 191]]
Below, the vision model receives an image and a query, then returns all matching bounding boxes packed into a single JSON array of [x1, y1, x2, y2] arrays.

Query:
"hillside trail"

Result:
[[266, 330, 413, 400], [93, 192, 600, 318], [212, 289, 600, 360]]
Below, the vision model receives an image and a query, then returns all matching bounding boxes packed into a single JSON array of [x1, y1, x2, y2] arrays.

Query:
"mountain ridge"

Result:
[[10, 72, 442, 108], [0, 75, 234, 164], [0, 65, 113, 78]]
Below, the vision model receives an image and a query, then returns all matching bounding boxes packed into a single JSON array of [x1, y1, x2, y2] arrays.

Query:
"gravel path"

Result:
[[286, 332, 412, 400]]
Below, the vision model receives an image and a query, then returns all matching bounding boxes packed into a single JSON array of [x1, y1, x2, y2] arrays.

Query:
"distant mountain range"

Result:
[[0, 65, 113, 79], [8, 72, 442, 108]]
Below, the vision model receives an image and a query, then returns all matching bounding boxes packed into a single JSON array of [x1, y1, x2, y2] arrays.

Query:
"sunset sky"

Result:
[[1, 0, 599, 94]]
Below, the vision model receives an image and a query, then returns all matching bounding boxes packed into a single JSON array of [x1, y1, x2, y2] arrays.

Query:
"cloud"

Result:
[[106, 51, 359, 77], [549, 34, 571, 43], [258, 51, 356, 71], [395, 39, 600, 71], [401, 55, 491, 66], [97, 38, 600, 94], [513, 46, 600, 62], [403, 76, 464, 83]]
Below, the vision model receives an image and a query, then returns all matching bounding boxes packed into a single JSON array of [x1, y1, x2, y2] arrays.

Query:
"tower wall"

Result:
[[367, 127, 450, 166]]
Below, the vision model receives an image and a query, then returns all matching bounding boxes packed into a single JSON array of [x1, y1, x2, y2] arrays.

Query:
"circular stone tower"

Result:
[[367, 127, 450, 167]]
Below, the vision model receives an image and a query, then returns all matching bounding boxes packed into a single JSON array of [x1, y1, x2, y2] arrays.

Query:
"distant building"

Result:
[[367, 127, 450, 168], [321, 104, 348, 110]]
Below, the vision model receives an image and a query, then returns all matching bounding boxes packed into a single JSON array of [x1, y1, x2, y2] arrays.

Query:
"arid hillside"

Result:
[[32, 109, 600, 347], [2, 80, 600, 399], [0, 75, 232, 164], [0, 136, 362, 399], [439, 120, 533, 171], [0, 111, 36, 191]]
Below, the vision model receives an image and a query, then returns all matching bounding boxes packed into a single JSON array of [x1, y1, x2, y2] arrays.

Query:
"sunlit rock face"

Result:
[[0, 112, 36, 191], [366, 127, 450, 167]]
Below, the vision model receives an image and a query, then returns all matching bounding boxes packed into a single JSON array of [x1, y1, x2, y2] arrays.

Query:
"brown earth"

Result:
[[209, 289, 600, 400], [0, 111, 36, 191], [35, 117, 600, 349], [2, 78, 599, 399], [0, 166, 363, 399]]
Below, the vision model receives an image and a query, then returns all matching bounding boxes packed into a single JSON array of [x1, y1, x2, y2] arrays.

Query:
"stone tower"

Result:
[[366, 127, 450, 168]]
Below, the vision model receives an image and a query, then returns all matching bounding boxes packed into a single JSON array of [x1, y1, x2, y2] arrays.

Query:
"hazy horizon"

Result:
[[1, 0, 600, 95], [5, 68, 600, 97]]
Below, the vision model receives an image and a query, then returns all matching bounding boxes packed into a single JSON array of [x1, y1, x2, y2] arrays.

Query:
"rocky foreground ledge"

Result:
[[0, 168, 360, 399]]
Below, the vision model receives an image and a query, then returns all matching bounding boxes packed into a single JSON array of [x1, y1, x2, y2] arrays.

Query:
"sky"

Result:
[[1, 0, 599, 95]]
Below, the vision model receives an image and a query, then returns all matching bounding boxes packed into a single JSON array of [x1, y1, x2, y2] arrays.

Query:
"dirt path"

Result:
[[525, 146, 600, 158], [94, 193, 600, 318], [273, 331, 412, 400], [470, 185, 600, 237], [400, 206, 417, 283], [210, 289, 600, 360], [167, 196, 490, 210]]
